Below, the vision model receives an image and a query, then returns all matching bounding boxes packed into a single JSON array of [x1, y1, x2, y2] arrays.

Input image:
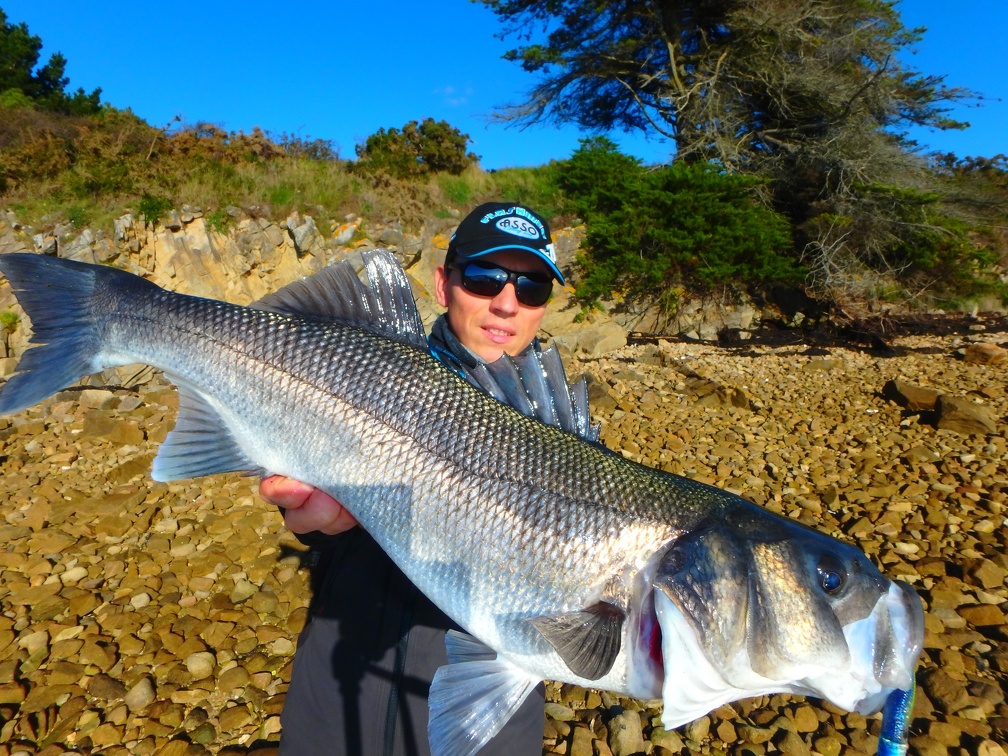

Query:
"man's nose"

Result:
[[489, 282, 520, 314]]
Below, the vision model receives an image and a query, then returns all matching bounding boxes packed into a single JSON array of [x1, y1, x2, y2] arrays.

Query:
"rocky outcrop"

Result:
[[883, 379, 942, 411], [1, 209, 634, 361], [963, 342, 1008, 366], [883, 379, 1002, 436], [936, 395, 1000, 435]]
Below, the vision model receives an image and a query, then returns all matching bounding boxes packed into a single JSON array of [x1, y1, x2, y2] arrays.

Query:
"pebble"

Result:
[[185, 652, 217, 681], [218, 704, 253, 732], [88, 674, 127, 701], [59, 565, 89, 584], [125, 676, 156, 712], [230, 579, 258, 604], [607, 709, 646, 755], [218, 665, 250, 691], [979, 740, 1008, 756], [792, 704, 820, 732]]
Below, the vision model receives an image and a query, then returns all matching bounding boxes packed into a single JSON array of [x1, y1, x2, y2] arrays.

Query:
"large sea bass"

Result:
[[0, 251, 922, 754]]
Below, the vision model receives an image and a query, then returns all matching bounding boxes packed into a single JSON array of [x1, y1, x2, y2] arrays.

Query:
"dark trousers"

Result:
[[279, 530, 545, 755]]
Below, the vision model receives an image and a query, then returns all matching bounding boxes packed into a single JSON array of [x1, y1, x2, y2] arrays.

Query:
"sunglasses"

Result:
[[448, 261, 554, 307]]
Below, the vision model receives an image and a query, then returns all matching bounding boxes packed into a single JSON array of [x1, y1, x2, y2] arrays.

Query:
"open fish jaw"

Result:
[[653, 556, 924, 727], [821, 581, 924, 713]]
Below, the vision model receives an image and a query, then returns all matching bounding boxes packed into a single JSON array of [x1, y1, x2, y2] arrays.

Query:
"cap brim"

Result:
[[456, 245, 565, 285]]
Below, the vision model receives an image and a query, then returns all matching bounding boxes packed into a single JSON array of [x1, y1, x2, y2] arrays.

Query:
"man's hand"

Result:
[[260, 475, 359, 535]]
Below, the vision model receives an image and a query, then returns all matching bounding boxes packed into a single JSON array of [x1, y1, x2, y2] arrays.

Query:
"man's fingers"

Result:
[[259, 475, 314, 509], [260, 476, 359, 535], [284, 489, 359, 534]]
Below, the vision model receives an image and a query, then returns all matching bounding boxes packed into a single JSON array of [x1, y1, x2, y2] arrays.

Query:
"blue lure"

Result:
[[877, 681, 915, 756]]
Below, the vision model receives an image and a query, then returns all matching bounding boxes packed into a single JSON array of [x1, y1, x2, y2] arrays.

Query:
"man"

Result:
[[263, 202, 580, 755]]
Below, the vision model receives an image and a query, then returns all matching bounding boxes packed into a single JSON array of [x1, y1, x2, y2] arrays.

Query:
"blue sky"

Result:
[[3, 1, 1004, 169]]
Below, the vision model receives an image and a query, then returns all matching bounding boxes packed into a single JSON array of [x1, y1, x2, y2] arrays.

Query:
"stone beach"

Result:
[[0, 212, 1006, 754], [1, 327, 1005, 755]]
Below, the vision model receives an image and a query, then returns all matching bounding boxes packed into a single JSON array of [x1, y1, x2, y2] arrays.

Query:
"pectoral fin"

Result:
[[528, 601, 625, 680], [428, 631, 540, 756]]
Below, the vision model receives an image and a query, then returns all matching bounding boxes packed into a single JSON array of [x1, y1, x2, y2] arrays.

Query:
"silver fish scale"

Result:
[[101, 284, 728, 668]]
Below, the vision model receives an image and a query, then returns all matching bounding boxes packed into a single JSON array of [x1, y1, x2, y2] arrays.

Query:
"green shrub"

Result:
[[66, 204, 90, 227], [559, 137, 801, 317], [272, 131, 339, 161], [0, 88, 34, 109], [67, 157, 132, 198], [268, 184, 296, 207], [800, 176, 1008, 307], [356, 118, 479, 178], [137, 193, 172, 227], [206, 209, 231, 233]]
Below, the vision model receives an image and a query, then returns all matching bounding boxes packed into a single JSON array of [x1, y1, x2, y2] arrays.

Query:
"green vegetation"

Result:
[[206, 209, 232, 233], [559, 138, 802, 319], [477, 0, 1007, 312], [0, 9, 101, 115], [355, 118, 479, 178], [137, 193, 172, 228], [0, 310, 18, 332], [0, 74, 568, 237], [66, 203, 90, 228], [0, 5, 1004, 322], [0, 100, 1002, 316]]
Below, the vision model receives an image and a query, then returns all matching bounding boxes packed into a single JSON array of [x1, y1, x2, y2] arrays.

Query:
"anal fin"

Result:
[[428, 630, 539, 756], [528, 601, 625, 680]]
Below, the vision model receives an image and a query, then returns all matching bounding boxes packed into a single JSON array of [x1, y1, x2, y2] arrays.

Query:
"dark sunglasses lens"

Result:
[[514, 277, 552, 306], [460, 266, 508, 297], [458, 263, 552, 306]]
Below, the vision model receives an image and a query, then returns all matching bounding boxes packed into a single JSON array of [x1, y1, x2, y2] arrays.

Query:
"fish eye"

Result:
[[818, 563, 845, 595]]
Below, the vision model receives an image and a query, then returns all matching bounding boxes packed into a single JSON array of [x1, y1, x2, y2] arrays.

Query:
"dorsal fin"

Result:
[[461, 345, 600, 442], [568, 371, 599, 443], [252, 249, 427, 351]]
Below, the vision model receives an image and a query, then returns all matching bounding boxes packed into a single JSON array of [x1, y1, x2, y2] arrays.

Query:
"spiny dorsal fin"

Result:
[[528, 601, 625, 680], [252, 249, 427, 351], [568, 372, 600, 443], [461, 344, 600, 442]]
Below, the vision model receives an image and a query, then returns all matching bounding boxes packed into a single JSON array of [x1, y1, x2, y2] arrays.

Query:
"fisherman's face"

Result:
[[435, 249, 552, 362]]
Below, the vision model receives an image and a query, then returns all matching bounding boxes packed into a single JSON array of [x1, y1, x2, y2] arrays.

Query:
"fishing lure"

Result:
[[878, 681, 915, 756]]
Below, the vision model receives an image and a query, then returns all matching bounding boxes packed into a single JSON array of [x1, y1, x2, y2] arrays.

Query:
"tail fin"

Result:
[[0, 254, 111, 414]]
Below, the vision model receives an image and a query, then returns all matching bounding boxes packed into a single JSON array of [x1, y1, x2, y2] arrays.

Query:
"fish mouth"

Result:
[[831, 580, 925, 714], [796, 580, 923, 716], [651, 578, 925, 728], [875, 581, 925, 690], [652, 586, 749, 729]]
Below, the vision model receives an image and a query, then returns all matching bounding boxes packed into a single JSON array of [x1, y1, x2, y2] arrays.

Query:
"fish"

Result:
[[0, 251, 924, 755]]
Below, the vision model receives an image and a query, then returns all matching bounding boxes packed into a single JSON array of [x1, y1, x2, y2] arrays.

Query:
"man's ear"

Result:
[[434, 264, 449, 308]]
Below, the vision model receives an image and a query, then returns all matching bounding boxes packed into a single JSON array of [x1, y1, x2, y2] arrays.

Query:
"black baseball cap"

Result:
[[447, 202, 564, 284]]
